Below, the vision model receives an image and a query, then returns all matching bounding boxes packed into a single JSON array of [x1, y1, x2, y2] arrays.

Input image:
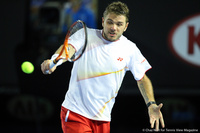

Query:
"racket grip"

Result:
[[44, 60, 56, 74], [49, 60, 56, 69]]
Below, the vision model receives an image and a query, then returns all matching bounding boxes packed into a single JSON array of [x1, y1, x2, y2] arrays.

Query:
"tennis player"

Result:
[[41, 1, 165, 133]]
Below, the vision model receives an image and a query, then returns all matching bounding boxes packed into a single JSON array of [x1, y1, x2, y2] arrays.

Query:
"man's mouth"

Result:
[[109, 32, 116, 37]]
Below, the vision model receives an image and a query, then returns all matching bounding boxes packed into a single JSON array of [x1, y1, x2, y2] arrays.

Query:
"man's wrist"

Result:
[[146, 101, 156, 108]]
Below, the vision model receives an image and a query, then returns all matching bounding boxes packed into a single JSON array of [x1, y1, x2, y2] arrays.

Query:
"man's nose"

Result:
[[111, 24, 117, 31]]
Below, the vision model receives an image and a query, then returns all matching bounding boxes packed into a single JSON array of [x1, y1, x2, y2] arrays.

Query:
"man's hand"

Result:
[[41, 59, 56, 74], [148, 103, 165, 131]]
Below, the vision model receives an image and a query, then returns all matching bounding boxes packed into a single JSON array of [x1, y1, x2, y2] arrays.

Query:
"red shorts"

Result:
[[60, 106, 110, 133]]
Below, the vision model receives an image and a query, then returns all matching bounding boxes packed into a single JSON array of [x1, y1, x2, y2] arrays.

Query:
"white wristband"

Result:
[[45, 54, 64, 74], [50, 54, 63, 67]]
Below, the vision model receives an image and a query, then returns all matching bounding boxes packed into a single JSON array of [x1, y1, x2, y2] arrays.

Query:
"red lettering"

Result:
[[117, 57, 123, 61], [188, 26, 200, 54]]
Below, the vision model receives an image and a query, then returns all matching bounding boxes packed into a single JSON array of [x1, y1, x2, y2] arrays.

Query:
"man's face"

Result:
[[102, 13, 129, 42]]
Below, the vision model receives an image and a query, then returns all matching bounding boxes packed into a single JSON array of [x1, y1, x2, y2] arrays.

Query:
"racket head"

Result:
[[55, 20, 87, 63]]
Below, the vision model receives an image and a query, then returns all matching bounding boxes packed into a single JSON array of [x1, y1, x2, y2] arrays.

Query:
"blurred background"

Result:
[[1, 0, 200, 132]]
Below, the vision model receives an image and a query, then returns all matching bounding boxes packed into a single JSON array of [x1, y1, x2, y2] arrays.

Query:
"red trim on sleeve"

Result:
[[138, 67, 152, 81], [68, 43, 77, 53]]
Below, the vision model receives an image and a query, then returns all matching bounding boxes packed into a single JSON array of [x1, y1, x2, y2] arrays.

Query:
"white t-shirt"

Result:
[[62, 28, 152, 121]]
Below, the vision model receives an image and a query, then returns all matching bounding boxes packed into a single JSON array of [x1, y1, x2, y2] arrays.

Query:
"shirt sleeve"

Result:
[[128, 46, 152, 81]]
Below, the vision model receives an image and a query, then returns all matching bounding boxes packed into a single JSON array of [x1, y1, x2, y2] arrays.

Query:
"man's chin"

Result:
[[103, 32, 120, 42], [105, 35, 119, 42], [107, 36, 119, 42], [108, 38, 117, 42]]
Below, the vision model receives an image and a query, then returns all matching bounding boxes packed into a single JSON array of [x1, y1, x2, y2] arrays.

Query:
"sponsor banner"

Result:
[[169, 13, 200, 67]]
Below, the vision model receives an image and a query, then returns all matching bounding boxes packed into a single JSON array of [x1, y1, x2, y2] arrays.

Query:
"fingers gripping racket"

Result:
[[45, 20, 87, 73]]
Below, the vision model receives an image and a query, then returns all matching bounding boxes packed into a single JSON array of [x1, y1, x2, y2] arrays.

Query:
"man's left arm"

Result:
[[137, 74, 165, 131]]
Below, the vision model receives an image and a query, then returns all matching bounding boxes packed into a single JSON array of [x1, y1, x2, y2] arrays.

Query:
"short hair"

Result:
[[103, 1, 129, 22]]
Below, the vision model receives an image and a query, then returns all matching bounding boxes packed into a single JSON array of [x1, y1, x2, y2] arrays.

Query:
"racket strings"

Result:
[[69, 22, 84, 37], [56, 21, 87, 62], [68, 22, 86, 61]]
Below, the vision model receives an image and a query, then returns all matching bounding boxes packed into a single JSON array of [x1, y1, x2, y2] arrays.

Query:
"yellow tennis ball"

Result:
[[21, 61, 34, 74]]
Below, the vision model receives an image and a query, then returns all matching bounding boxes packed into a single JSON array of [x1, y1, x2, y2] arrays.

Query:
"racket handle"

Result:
[[49, 60, 56, 69], [44, 60, 56, 74]]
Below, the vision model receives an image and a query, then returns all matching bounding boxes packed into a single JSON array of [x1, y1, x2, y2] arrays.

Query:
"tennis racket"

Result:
[[45, 20, 87, 73]]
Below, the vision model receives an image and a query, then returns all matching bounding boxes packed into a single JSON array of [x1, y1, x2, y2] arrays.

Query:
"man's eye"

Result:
[[117, 23, 123, 26], [107, 21, 113, 24]]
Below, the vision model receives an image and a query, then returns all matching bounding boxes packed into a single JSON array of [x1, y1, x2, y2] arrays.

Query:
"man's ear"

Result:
[[102, 17, 105, 28], [124, 22, 129, 32]]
